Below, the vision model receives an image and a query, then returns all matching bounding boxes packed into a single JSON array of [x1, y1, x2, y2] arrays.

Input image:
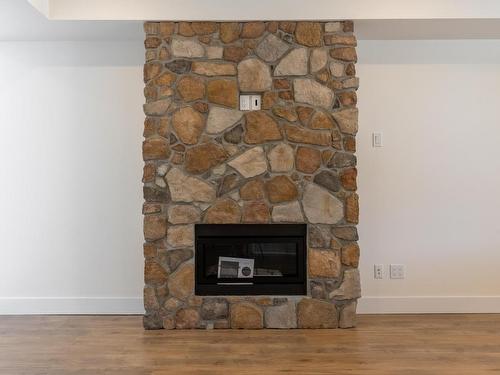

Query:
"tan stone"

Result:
[[310, 111, 334, 129], [178, 22, 195, 36], [296, 147, 321, 174], [219, 22, 240, 43], [262, 92, 278, 109], [271, 201, 304, 223], [240, 179, 265, 201], [341, 168, 357, 191], [204, 199, 241, 223], [231, 303, 263, 329], [191, 22, 217, 35], [223, 46, 248, 62], [310, 49, 328, 73], [302, 183, 343, 224], [332, 108, 358, 135], [228, 147, 268, 178], [206, 106, 243, 134], [344, 136, 356, 152], [324, 34, 357, 46], [339, 91, 357, 107], [166, 225, 194, 248], [185, 143, 227, 175], [330, 62, 345, 78], [144, 214, 167, 241], [342, 243, 360, 268], [296, 106, 314, 125], [143, 98, 171, 116], [272, 106, 298, 122], [171, 38, 205, 58], [144, 260, 168, 286], [166, 168, 216, 203], [144, 62, 162, 82], [274, 48, 308, 76], [159, 22, 174, 37], [268, 143, 294, 172], [207, 79, 238, 108], [345, 193, 359, 224], [154, 71, 177, 86], [237, 58, 272, 92], [168, 263, 194, 300], [192, 61, 236, 76], [144, 286, 159, 311], [143, 138, 170, 160], [325, 21, 342, 33], [241, 22, 265, 38], [293, 79, 335, 109], [309, 249, 341, 278], [295, 22, 322, 47], [206, 46, 223, 59], [339, 301, 357, 328], [168, 205, 201, 225], [329, 269, 361, 300], [176, 76, 205, 102], [242, 201, 270, 223], [244, 111, 282, 144], [330, 47, 357, 62], [164, 297, 183, 312], [256, 34, 290, 62], [297, 299, 337, 328], [172, 107, 205, 145], [279, 21, 296, 34], [175, 308, 199, 329], [265, 176, 298, 203], [143, 203, 161, 215], [285, 125, 332, 146]]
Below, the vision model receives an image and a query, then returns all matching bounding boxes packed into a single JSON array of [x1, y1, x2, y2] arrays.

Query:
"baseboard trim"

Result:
[[0, 297, 144, 315], [358, 296, 500, 314]]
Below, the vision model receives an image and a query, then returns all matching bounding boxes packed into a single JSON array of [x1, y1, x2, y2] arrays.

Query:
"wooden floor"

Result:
[[1, 315, 500, 374]]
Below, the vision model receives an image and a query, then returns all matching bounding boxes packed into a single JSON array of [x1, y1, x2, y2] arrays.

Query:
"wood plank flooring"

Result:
[[0, 314, 499, 374]]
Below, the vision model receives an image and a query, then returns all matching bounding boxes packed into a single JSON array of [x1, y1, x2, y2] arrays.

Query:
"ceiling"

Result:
[[3, 0, 500, 41]]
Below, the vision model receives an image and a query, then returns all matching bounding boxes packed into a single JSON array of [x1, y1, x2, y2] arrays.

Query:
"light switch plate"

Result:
[[240, 95, 261, 111], [374, 264, 384, 279], [390, 264, 405, 279], [250, 95, 261, 110], [372, 132, 383, 147]]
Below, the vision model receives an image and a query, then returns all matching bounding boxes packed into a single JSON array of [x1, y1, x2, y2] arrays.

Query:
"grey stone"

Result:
[[157, 164, 169, 177], [313, 171, 340, 192], [332, 108, 358, 135], [330, 62, 344, 77], [302, 183, 343, 224], [155, 176, 166, 188], [325, 22, 342, 32], [274, 48, 308, 76], [328, 152, 357, 168], [161, 248, 193, 273], [310, 280, 326, 299], [166, 59, 192, 74], [228, 147, 268, 178], [255, 34, 290, 62], [201, 298, 229, 320], [329, 269, 361, 300], [293, 79, 335, 109], [272, 201, 304, 223], [171, 38, 205, 58], [207, 107, 243, 134], [339, 301, 357, 328], [268, 143, 294, 172], [143, 186, 169, 202], [237, 58, 272, 92], [264, 302, 297, 329], [143, 98, 171, 116], [332, 226, 359, 241], [308, 225, 332, 248], [166, 167, 216, 203], [218, 173, 242, 196], [310, 49, 328, 73], [223, 124, 244, 144]]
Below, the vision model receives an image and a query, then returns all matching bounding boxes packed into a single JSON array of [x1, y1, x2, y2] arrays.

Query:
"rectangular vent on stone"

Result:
[[195, 224, 307, 295]]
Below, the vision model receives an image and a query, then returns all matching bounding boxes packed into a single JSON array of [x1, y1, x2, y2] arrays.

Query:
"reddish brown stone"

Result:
[[285, 125, 332, 146], [176, 76, 205, 102], [345, 193, 359, 224], [346, 63, 356, 76], [223, 46, 248, 62], [240, 179, 265, 201], [143, 242, 157, 258], [242, 201, 270, 223], [342, 242, 360, 267], [198, 35, 211, 44], [143, 62, 162, 82], [322, 150, 334, 164], [175, 308, 200, 329], [143, 203, 162, 215], [309, 249, 341, 278], [296, 106, 314, 126], [296, 147, 321, 174], [244, 111, 282, 144], [344, 136, 356, 152], [169, 263, 194, 299], [191, 22, 218, 35], [144, 22, 159, 35], [243, 39, 258, 49], [343, 20, 354, 32], [261, 92, 278, 110], [341, 168, 357, 191], [339, 91, 357, 107], [154, 71, 176, 86], [159, 22, 175, 37], [266, 21, 279, 33], [231, 303, 263, 329], [144, 260, 168, 286], [241, 22, 266, 38], [192, 102, 209, 113], [144, 214, 167, 241], [184, 143, 227, 174], [279, 21, 296, 34], [279, 91, 294, 100], [330, 47, 358, 62], [273, 79, 290, 90], [143, 138, 170, 160], [178, 22, 195, 37], [265, 176, 298, 203], [143, 163, 155, 183], [207, 79, 238, 108], [144, 37, 161, 49], [324, 34, 357, 46], [158, 47, 170, 60], [295, 22, 322, 47], [204, 199, 242, 223], [219, 22, 240, 43], [143, 117, 157, 138], [171, 152, 183, 164], [315, 69, 330, 84], [310, 111, 334, 129]]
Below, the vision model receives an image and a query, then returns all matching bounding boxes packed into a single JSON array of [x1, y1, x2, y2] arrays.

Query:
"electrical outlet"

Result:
[[240, 95, 261, 111], [374, 264, 384, 279], [390, 264, 405, 279]]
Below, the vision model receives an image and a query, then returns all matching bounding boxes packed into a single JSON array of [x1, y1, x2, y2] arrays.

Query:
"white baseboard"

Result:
[[2, 296, 500, 315], [0, 297, 144, 315], [358, 296, 500, 314]]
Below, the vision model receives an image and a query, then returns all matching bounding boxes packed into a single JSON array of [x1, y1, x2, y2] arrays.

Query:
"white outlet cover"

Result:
[[390, 264, 405, 279], [372, 132, 383, 147], [374, 264, 384, 279]]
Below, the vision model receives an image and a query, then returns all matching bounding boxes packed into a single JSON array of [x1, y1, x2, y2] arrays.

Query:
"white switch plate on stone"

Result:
[[390, 264, 405, 279], [240, 95, 261, 111]]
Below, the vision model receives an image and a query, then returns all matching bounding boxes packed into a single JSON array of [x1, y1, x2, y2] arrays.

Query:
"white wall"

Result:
[[1, 39, 500, 314], [357, 40, 500, 313], [0, 41, 145, 313]]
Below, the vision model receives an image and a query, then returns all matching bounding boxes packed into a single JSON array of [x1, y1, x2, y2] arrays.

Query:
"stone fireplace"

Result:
[[142, 21, 360, 329]]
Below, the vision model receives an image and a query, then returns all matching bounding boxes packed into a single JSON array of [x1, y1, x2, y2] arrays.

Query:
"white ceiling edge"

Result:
[[28, 0, 500, 21]]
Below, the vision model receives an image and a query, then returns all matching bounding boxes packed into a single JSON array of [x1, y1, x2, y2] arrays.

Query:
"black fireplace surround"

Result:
[[195, 224, 307, 295]]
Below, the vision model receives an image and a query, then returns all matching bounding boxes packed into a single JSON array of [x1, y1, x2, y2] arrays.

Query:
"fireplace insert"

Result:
[[195, 224, 307, 295]]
